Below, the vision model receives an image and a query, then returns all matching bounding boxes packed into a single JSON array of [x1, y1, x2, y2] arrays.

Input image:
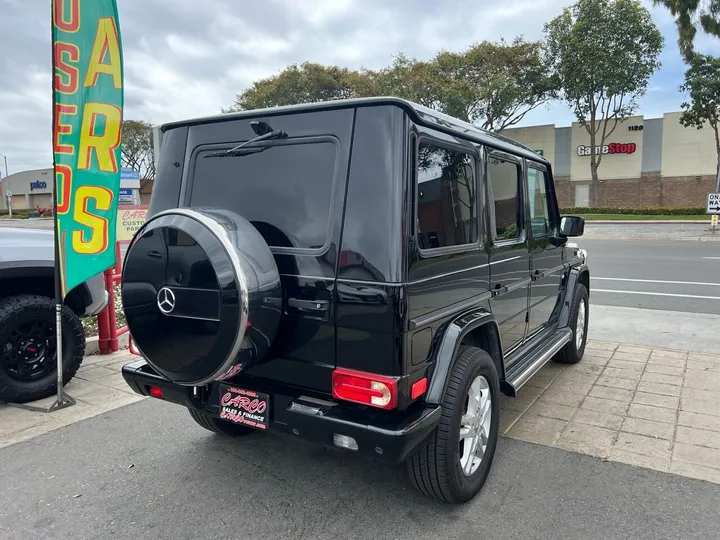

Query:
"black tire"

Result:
[[188, 408, 257, 437], [554, 284, 589, 364], [0, 295, 85, 404], [406, 346, 500, 504]]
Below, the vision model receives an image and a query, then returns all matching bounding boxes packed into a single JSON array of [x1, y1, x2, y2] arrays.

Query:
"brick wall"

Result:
[[640, 173, 661, 207], [554, 176, 572, 207], [554, 174, 715, 208], [659, 176, 716, 207]]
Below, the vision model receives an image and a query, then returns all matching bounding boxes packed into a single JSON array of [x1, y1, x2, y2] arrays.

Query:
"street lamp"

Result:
[[0, 152, 8, 215]]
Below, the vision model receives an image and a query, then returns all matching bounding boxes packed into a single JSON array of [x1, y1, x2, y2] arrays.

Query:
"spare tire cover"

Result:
[[121, 208, 282, 386]]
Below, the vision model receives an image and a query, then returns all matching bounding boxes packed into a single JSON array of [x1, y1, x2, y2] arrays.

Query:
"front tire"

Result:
[[554, 284, 589, 364], [188, 408, 257, 437], [0, 295, 85, 404], [406, 346, 500, 504]]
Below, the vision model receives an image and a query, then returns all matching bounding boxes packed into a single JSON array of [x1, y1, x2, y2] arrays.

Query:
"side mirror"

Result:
[[560, 215, 585, 237]]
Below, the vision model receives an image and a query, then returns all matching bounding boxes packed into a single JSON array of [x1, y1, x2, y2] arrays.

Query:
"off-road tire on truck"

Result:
[[407, 346, 500, 504], [0, 294, 85, 403], [188, 408, 256, 437], [553, 284, 589, 364]]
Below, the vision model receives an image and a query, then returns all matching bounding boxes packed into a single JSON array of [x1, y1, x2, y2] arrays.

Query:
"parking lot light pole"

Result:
[[0, 152, 9, 215]]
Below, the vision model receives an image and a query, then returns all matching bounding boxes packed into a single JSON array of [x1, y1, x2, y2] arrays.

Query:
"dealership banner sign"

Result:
[[116, 205, 149, 244], [52, 0, 124, 298], [577, 143, 637, 157]]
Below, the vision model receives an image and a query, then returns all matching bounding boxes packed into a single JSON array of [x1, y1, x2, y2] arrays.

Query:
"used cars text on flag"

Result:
[[52, 0, 124, 297]]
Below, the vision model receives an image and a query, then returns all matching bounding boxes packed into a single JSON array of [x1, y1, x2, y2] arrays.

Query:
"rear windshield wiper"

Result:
[[203, 127, 288, 158]]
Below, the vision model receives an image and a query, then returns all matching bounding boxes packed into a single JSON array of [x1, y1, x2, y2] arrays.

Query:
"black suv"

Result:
[[120, 97, 590, 504]]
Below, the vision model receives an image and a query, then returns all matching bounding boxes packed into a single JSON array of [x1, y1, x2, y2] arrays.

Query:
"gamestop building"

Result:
[[502, 111, 717, 208]]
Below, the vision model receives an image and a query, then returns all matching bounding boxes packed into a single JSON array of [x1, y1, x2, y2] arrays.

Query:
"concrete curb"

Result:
[[584, 235, 720, 242], [84, 332, 130, 356], [586, 220, 710, 225]]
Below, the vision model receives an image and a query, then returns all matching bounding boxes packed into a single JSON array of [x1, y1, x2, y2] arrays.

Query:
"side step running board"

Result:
[[502, 328, 572, 397]]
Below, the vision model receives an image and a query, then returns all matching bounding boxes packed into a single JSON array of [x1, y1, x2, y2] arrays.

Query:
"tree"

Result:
[[654, 0, 720, 61], [224, 39, 559, 134], [224, 62, 361, 112], [432, 38, 560, 131], [680, 53, 720, 191], [121, 120, 155, 181], [371, 53, 447, 110], [545, 0, 663, 206]]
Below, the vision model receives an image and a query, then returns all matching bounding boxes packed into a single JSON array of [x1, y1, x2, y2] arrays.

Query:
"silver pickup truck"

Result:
[[0, 227, 108, 403]]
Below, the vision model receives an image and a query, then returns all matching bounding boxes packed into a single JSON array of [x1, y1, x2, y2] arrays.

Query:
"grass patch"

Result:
[[580, 214, 708, 221]]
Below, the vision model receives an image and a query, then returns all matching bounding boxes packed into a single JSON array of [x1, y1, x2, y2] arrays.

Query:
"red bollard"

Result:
[[115, 241, 122, 274], [96, 242, 125, 354], [96, 303, 112, 354], [104, 268, 119, 352], [96, 267, 113, 356]]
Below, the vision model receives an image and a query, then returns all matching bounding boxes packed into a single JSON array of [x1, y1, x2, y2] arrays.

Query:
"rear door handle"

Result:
[[288, 298, 329, 312]]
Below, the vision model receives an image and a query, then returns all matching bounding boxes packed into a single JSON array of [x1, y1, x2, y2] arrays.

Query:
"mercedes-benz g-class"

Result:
[[120, 97, 590, 504]]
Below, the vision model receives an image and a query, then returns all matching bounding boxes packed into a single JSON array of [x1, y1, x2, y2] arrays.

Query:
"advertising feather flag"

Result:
[[52, 0, 124, 298], [43, 0, 124, 410]]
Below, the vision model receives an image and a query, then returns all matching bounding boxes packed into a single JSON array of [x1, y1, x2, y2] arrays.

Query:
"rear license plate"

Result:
[[217, 385, 270, 430]]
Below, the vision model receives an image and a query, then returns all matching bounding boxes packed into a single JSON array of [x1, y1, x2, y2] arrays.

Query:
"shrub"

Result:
[[561, 207, 705, 215], [0, 209, 33, 218]]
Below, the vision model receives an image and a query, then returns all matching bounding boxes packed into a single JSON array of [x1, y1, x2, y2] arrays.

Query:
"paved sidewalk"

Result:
[[0, 349, 143, 449], [501, 340, 720, 484], [2, 341, 719, 487]]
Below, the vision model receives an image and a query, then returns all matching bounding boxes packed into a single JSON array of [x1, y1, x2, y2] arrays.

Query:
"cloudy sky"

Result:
[[0, 0, 718, 174]]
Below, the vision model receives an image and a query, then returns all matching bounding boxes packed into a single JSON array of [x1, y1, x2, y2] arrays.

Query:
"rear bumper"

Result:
[[121, 359, 441, 464]]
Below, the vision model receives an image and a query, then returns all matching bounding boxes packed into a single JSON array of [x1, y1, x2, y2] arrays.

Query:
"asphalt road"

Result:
[[2, 399, 719, 540], [579, 238, 720, 315]]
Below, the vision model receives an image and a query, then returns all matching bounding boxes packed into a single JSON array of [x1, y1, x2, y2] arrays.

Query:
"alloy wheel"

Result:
[[458, 375, 492, 476]]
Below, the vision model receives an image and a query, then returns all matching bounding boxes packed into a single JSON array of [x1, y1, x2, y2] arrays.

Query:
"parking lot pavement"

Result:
[[2, 340, 719, 488], [501, 341, 720, 484], [2, 394, 720, 540], [0, 349, 143, 449]]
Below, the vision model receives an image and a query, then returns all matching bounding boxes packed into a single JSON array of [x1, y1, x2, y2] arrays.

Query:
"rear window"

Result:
[[190, 138, 338, 251]]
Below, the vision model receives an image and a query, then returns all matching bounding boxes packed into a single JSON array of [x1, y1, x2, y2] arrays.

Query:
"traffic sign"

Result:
[[708, 193, 720, 215]]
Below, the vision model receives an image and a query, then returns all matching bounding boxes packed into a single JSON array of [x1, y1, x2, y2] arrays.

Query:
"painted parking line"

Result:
[[703, 257, 720, 260], [592, 289, 720, 300], [594, 277, 720, 287]]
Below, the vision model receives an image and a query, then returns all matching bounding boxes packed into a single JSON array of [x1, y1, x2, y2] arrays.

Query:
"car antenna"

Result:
[[221, 121, 288, 155]]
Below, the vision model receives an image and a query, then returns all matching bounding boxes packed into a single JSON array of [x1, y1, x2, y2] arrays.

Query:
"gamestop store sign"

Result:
[[577, 142, 637, 157]]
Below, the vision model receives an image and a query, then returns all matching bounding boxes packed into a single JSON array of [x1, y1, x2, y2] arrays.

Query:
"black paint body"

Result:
[[121, 98, 590, 463]]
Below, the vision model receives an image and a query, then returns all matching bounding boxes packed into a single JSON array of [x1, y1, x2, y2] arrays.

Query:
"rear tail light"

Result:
[[332, 368, 398, 410], [146, 385, 165, 399]]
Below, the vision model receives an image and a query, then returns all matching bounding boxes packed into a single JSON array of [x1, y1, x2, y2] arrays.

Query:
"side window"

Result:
[[527, 167, 550, 238], [488, 156, 522, 241], [417, 142, 478, 250]]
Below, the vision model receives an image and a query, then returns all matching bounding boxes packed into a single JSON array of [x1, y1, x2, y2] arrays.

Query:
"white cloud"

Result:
[[0, 0, 714, 173]]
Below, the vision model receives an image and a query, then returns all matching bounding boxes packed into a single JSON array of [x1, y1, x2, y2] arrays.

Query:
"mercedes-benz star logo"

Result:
[[157, 287, 176, 314]]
